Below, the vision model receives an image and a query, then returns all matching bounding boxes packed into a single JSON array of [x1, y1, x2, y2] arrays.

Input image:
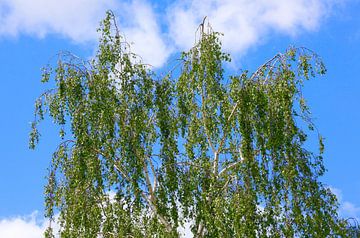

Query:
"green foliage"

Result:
[[31, 11, 348, 237]]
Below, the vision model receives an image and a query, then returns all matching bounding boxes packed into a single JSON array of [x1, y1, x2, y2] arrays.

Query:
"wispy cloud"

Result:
[[0, 0, 345, 67], [0, 0, 345, 66], [0, 0, 117, 42], [0, 211, 193, 238], [0, 211, 54, 238], [330, 186, 360, 220], [0, 0, 171, 67], [167, 0, 341, 55], [1, 187, 357, 237], [117, 0, 172, 67]]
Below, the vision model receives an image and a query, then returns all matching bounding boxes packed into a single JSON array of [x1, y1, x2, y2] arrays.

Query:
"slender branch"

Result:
[[216, 102, 237, 158], [219, 148, 245, 177], [221, 177, 231, 192], [113, 163, 131, 181], [93, 147, 173, 233], [148, 158, 157, 192], [217, 53, 284, 156], [146, 112, 156, 128], [113, 163, 172, 232], [195, 16, 207, 45], [219, 160, 243, 177], [249, 53, 282, 82], [201, 80, 216, 154], [56, 139, 76, 150], [212, 152, 219, 176], [168, 161, 206, 169], [63, 62, 91, 79], [200, 16, 207, 34], [143, 161, 154, 201], [38, 88, 57, 99], [196, 222, 206, 238], [166, 58, 186, 77], [199, 65, 217, 178], [108, 10, 120, 37], [263, 57, 280, 84]]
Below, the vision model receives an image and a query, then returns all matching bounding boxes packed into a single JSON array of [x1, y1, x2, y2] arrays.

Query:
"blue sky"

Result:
[[0, 0, 359, 236]]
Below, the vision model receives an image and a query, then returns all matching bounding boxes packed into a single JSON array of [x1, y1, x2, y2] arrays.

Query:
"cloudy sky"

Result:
[[0, 0, 359, 237]]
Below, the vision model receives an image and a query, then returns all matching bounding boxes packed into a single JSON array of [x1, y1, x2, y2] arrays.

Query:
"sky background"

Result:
[[0, 0, 359, 237]]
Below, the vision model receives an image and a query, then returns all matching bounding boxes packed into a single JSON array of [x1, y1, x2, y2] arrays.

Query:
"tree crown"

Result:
[[30, 11, 348, 238]]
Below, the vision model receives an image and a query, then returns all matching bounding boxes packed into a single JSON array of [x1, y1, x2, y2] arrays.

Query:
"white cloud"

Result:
[[0, 0, 117, 42], [117, 0, 172, 67], [2, 187, 357, 238], [342, 202, 360, 219], [0, 211, 52, 238], [177, 219, 193, 238], [329, 186, 360, 220], [0, 210, 194, 238], [0, 0, 344, 67], [167, 0, 341, 55], [0, 0, 171, 67]]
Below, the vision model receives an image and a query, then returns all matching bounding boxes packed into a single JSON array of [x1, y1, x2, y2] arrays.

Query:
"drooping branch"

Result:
[[201, 82, 216, 154], [92, 147, 173, 233], [113, 162, 173, 233]]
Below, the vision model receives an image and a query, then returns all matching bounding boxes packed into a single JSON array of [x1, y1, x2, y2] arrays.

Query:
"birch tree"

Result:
[[30, 12, 348, 237]]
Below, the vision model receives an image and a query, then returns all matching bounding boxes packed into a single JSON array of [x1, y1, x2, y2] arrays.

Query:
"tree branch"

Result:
[[143, 161, 154, 201], [148, 158, 157, 192], [212, 151, 219, 176], [219, 148, 244, 177], [217, 53, 283, 156], [219, 160, 243, 177], [201, 82, 216, 154], [113, 163, 173, 232], [196, 222, 206, 238], [94, 147, 173, 233]]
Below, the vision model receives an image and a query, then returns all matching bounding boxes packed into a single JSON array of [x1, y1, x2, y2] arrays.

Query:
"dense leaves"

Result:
[[31, 12, 348, 237]]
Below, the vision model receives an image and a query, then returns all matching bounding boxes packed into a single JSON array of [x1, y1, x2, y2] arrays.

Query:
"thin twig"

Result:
[[218, 159, 243, 177]]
